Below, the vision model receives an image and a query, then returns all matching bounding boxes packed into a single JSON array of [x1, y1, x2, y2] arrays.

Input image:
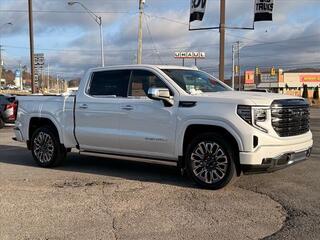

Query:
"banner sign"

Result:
[[254, 0, 274, 22], [189, 0, 207, 22], [175, 52, 206, 59], [299, 75, 320, 82]]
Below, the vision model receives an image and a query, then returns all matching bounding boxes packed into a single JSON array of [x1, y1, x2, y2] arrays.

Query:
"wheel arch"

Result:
[[28, 116, 63, 149], [178, 123, 243, 176]]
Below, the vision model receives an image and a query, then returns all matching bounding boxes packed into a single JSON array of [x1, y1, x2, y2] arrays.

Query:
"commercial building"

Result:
[[243, 68, 320, 98]]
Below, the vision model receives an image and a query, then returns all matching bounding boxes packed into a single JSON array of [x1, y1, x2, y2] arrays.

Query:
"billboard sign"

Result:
[[260, 73, 278, 83], [244, 70, 255, 84], [34, 53, 45, 73], [299, 75, 320, 82]]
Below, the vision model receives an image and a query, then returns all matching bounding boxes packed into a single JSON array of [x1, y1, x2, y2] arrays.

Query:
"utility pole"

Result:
[[236, 41, 241, 91], [0, 45, 3, 83], [99, 17, 105, 67], [19, 62, 23, 90], [28, 0, 35, 93], [137, 0, 145, 64], [47, 62, 50, 91], [219, 0, 226, 81], [231, 44, 235, 89]]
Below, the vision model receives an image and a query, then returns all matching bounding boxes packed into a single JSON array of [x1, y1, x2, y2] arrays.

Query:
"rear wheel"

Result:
[[30, 127, 66, 167], [186, 133, 237, 190]]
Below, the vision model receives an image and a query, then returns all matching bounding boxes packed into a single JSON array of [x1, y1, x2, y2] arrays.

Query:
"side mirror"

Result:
[[148, 88, 174, 106]]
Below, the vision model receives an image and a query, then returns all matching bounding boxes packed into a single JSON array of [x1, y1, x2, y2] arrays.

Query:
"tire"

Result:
[[0, 118, 4, 129], [30, 126, 67, 167], [186, 133, 237, 190]]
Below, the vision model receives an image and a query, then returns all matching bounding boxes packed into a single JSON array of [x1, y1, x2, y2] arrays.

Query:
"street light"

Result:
[[67, 1, 105, 67]]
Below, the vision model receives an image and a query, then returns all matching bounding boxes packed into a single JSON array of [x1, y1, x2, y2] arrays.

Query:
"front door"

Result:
[[118, 69, 178, 160]]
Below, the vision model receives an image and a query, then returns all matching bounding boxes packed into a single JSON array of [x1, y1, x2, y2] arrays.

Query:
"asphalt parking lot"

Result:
[[0, 109, 319, 240]]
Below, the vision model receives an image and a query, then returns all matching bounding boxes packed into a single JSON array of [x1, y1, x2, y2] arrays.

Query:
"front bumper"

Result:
[[241, 147, 312, 174]]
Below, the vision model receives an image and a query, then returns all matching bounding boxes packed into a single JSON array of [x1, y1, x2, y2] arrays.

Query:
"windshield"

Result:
[[162, 69, 231, 94]]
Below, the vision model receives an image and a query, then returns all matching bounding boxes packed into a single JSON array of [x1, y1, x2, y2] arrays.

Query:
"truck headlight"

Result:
[[237, 105, 269, 133]]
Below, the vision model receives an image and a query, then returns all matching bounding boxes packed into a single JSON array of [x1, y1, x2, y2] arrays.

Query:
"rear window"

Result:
[[89, 70, 130, 97]]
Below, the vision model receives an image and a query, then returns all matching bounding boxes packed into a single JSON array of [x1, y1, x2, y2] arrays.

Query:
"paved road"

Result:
[[0, 108, 319, 240]]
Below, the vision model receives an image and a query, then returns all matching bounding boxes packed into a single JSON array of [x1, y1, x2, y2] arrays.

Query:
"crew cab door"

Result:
[[118, 69, 178, 160], [75, 69, 130, 153]]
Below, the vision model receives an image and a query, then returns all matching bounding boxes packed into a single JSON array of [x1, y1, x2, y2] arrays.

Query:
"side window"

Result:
[[89, 70, 130, 97], [129, 70, 168, 97]]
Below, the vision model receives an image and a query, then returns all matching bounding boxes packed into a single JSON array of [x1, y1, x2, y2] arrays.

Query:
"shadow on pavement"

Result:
[[0, 145, 195, 188]]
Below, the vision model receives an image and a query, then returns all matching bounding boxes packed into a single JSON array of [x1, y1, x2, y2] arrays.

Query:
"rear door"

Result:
[[75, 69, 131, 153]]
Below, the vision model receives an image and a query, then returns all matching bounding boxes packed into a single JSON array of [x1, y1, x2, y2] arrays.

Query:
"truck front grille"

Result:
[[271, 99, 310, 137]]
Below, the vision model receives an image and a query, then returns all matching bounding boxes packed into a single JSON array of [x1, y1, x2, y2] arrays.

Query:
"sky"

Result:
[[0, 0, 320, 79]]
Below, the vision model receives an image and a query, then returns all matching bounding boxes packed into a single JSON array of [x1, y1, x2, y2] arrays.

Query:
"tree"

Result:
[[68, 78, 81, 88], [302, 84, 309, 98], [313, 86, 319, 99], [3, 69, 15, 85]]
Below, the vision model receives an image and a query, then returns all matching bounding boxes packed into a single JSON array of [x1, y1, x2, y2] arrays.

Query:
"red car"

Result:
[[0, 94, 17, 129]]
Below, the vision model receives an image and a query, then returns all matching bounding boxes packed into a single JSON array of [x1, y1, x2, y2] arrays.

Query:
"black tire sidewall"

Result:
[[186, 133, 236, 190], [30, 127, 63, 167]]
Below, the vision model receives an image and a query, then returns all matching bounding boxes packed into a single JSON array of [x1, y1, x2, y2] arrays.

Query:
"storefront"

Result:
[[282, 72, 320, 98]]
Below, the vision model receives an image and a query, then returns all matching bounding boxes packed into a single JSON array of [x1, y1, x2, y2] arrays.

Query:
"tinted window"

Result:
[[89, 70, 130, 97], [129, 70, 167, 97]]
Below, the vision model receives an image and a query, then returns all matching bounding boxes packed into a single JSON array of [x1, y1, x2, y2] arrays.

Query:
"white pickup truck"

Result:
[[14, 65, 313, 189]]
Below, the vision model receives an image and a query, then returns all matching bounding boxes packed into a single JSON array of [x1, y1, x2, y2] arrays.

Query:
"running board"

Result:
[[79, 151, 178, 167]]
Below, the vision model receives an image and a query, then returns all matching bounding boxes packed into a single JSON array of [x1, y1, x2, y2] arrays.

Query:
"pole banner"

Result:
[[254, 0, 274, 22], [189, 0, 207, 22]]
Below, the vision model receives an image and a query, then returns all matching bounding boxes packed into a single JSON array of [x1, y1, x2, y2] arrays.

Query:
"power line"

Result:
[[0, 9, 134, 14], [144, 15, 163, 64]]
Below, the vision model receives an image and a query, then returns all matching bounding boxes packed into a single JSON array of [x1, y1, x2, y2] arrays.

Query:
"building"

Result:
[[243, 68, 320, 98]]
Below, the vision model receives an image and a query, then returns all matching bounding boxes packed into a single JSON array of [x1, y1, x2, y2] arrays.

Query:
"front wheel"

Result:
[[186, 133, 237, 190], [31, 127, 66, 167]]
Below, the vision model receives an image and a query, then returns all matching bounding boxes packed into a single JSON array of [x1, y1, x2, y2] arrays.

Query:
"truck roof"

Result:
[[89, 64, 198, 72]]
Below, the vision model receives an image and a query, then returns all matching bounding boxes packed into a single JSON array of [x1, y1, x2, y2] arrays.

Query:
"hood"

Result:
[[179, 91, 302, 106]]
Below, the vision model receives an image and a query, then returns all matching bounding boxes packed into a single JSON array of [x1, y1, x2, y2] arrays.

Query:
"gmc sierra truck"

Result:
[[14, 65, 313, 189]]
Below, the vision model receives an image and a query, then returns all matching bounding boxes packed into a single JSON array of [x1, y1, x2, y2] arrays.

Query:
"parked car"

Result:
[[13, 65, 313, 189], [0, 94, 17, 128]]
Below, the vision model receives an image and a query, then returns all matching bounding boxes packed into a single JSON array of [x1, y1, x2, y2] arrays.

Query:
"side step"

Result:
[[79, 151, 178, 167]]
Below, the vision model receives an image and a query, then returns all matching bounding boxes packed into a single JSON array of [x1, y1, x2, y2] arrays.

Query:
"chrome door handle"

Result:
[[121, 105, 134, 111], [79, 104, 88, 109]]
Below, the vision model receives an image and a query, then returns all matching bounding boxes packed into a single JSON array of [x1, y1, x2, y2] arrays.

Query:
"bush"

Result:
[[313, 86, 319, 99], [302, 84, 308, 98]]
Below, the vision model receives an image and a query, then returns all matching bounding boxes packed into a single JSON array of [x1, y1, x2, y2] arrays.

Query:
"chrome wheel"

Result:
[[191, 141, 229, 184], [33, 132, 55, 163]]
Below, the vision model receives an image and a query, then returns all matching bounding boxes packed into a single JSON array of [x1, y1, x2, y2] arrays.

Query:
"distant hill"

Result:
[[285, 68, 320, 73]]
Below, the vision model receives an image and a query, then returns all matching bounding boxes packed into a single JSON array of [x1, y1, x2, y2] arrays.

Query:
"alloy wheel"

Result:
[[190, 141, 229, 184]]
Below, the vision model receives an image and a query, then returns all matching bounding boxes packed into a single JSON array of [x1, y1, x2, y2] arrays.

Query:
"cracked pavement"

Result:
[[0, 108, 319, 240]]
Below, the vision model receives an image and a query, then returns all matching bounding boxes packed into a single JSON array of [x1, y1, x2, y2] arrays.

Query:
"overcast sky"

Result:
[[0, 0, 320, 79]]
